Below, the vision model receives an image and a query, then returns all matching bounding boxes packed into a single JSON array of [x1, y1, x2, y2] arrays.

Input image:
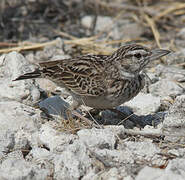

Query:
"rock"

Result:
[[3, 150, 24, 160], [136, 166, 164, 180], [35, 78, 57, 93], [163, 95, 185, 128], [154, 64, 185, 82], [0, 52, 40, 102], [39, 96, 71, 118], [38, 124, 76, 152], [145, 72, 159, 84], [0, 158, 32, 179], [137, 158, 185, 180], [90, 15, 119, 39], [124, 93, 161, 115], [0, 158, 50, 180], [95, 16, 114, 32], [26, 147, 50, 161], [81, 15, 94, 29], [0, 101, 40, 131], [82, 170, 97, 180], [0, 130, 15, 154], [168, 148, 185, 157], [0, 100, 41, 154], [160, 95, 176, 111], [165, 49, 185, 65], [14, 129, 32, 151], [77, 128, 116, 149], [82, 15, 144, 40], [149, 79, 184, 97], [26, 147, 53, 177], [166, 158, 185, 178], [1, 51, 35, 80], [92, 148, 134, 167], [118, 22, 144, 39], [34, 38, 66, 62], [99, 106, 164, 128], [30, 86, 41, 102], [162, 95, 185, 142], [88, 167, 134, 180], [123, 141, 160, 161], [100, 106, 134, 127], [0, 77, 31, 101], [53, 141, 92, 180]]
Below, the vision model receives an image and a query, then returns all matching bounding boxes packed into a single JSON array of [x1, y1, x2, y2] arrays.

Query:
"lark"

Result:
[[14, 44, 170, 119]]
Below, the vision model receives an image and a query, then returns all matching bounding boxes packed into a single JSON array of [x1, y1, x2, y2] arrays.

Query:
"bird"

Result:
[[13, 44, 170, 117]]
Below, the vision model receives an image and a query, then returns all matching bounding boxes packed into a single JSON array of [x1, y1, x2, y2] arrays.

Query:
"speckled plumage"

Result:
[[14, 44, 170, 110]]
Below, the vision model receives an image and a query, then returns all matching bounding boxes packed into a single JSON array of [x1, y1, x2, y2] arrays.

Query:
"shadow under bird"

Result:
[[14, 44, 170, 114]]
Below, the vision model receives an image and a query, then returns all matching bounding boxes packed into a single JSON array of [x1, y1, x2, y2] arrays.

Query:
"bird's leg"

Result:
[[64, 100, 80, 128], [85, 108, 101, 117], [65, 100, 94, 127]]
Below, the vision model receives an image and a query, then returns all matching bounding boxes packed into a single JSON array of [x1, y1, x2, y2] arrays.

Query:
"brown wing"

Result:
[[39, 55, 108, 96]]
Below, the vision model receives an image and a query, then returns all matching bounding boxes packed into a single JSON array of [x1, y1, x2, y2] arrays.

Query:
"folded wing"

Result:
[[39, 55, 108, 96]]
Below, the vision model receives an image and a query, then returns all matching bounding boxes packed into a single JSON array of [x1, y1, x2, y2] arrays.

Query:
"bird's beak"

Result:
[[149, 49, 171, 61]]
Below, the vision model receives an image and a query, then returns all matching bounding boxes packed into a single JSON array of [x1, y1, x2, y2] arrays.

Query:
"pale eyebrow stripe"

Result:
[[127, 50, 147, 55]]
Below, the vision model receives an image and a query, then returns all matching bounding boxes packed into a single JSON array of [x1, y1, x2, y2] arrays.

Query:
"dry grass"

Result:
[[0, 0, 183, 55]]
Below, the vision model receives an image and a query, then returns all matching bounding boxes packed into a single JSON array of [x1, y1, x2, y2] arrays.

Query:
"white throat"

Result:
[[120, 70, 136, 79]]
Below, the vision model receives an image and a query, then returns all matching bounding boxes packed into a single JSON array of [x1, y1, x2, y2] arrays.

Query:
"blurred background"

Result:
[[0, 0, 185, 64]]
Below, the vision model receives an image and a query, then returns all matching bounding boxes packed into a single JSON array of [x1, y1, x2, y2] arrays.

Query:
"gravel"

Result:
[[0, 23, 185, 180]]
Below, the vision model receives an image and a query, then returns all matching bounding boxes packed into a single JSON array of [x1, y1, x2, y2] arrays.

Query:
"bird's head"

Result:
[[109, 44, 170, 77]]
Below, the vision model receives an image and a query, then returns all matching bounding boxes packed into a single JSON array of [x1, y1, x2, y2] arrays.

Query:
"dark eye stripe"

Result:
[[134, 53, 141, 58]]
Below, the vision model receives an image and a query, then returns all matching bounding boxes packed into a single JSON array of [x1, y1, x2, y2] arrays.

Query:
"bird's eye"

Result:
[[134, 53, 141, 59]]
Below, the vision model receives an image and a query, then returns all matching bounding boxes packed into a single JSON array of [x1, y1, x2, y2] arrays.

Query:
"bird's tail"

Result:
[[13, 69, 41, 81]]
